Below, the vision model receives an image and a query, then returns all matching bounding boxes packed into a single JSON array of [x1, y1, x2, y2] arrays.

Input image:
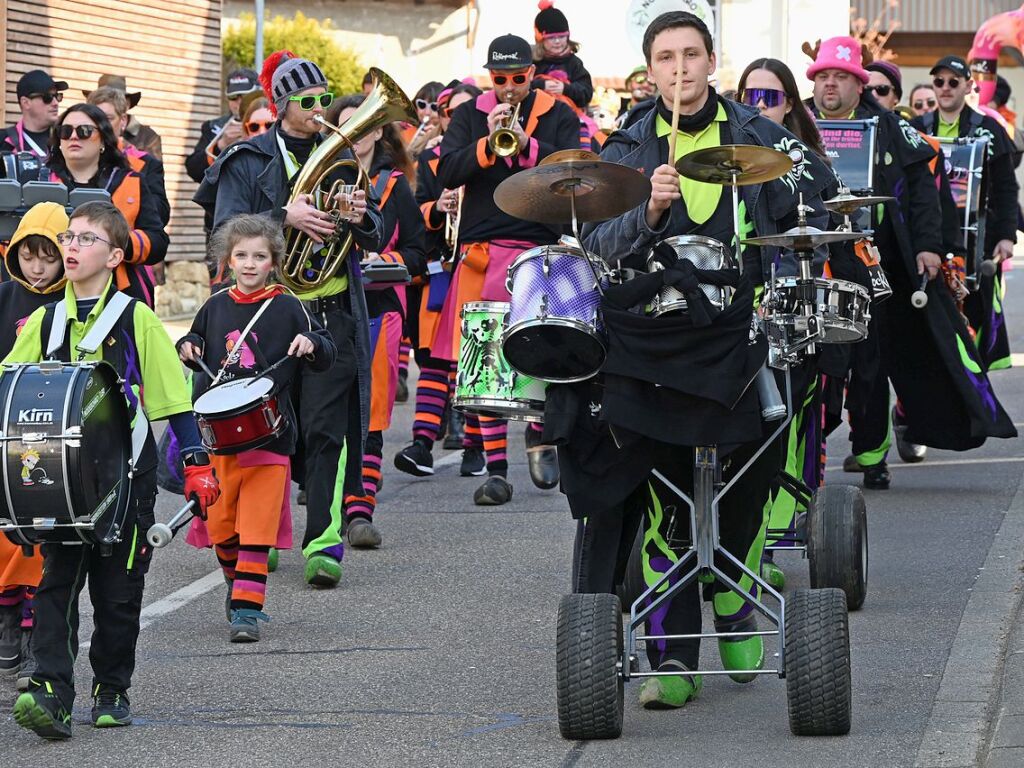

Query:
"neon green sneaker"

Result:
[[13, 682, 72, 739], [91, 685, 131, 727], [638, 661, 702, 709], [716, 614, 764, 684], [267, 548, 279, 573], [762, 558, 786, 591], [304, 553, 342, 589]]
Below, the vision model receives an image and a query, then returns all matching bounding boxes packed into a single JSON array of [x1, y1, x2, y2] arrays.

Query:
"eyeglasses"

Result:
[[913, 98, 938, 110], [627, 74, 650, 86], [441, 105, 455, 119], [866, 84, 893, 97], [246, 120, 274, 133], [58, 124, 98, 141], [29, 92, 63, 105], [415, 98, 438, 112], [287, 92, 335, 110], [56, 231, 111, 247], [740, 88, 786, 108], [492, 73, 530, 86], [933, 76, 962, 90]]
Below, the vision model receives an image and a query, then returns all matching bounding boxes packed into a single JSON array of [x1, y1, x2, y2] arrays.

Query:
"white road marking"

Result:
[[825, 456, 1024, 471]]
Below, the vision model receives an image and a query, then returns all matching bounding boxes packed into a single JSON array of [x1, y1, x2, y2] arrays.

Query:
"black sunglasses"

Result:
[[933, 76, 961, 90], [492, 73, 529, 86], [58, 124, 98, 141], [246, 120, 274, 133], [30, 92, 63, 105], [913, 98, 937, 110], [415, 98, 438, 112], [866, 84, 893, 97]]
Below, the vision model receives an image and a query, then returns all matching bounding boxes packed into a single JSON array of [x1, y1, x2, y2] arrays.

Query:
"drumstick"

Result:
[[667, 51, 684, 162], [244, 354, 291, 386], [910, 274, 929, 309], [192, 356, 216, 380]]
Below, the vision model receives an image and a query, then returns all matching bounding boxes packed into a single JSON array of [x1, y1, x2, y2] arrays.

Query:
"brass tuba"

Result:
[[279, 67, 417, 292]]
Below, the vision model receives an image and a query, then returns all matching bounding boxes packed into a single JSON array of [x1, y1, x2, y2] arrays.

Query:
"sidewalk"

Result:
[[986, 607, 1024, 767]]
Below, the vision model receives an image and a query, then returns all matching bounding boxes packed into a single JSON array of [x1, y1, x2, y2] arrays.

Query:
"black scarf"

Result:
[[656, 86, 720, 133], [279, 128, 319, 167]]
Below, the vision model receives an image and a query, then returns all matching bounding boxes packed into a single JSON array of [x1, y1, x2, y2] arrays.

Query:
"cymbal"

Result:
[[823, 192, 895, 215], [742, 225, 864, 250], [494, 158, 652, 224], [541, 149, 601, 166], [675, 144, 793, 186]]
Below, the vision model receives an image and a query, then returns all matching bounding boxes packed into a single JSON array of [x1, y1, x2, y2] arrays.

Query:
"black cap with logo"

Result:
[[930, 55, 971, 79], [225, 68, 260, 97], [17, 70, 69, 99], [484, 34, 533, 71]]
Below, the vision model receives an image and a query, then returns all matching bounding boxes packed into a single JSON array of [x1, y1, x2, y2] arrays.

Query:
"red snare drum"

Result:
[[193, 376, 285, 455]]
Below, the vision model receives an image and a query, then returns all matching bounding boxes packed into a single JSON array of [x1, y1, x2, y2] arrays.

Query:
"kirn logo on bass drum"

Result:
[[17, 408, 55, 424]]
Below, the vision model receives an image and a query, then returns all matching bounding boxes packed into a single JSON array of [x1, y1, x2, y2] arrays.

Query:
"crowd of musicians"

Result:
[[0, 1, 1018, 740]]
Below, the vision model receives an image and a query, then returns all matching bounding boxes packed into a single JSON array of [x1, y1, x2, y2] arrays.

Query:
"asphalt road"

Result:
[[2, 279, 1022, 767]]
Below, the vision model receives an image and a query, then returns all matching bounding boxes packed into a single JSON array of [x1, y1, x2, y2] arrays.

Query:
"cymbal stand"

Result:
[[729, 168, 743, 276], [567, 179, 607, 297]]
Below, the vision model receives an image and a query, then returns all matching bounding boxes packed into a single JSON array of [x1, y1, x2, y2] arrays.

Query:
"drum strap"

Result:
[[211, 297, 274, 386], [44, 292, 134, 359]]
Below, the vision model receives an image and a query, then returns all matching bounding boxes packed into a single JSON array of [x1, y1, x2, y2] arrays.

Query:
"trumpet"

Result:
[[488, 95, 522, 158], [444, 187, 464, 260]]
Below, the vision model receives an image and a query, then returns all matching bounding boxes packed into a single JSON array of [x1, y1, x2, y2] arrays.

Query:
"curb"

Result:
[[914, 466, 1024, 767]]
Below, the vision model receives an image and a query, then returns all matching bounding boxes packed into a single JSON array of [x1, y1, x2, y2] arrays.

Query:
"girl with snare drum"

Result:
[[177, 215, 335, 642]]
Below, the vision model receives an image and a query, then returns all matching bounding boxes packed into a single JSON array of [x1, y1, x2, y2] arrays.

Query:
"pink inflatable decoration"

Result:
[[969, 3, 1024, 106]]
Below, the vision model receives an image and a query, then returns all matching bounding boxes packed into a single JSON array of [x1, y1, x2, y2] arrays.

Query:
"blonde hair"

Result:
[[86, 86, 129, 117], [209, 214, 286, 270]]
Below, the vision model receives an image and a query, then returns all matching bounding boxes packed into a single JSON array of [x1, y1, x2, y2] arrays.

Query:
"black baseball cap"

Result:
[[484, 34, 533, 71], [225, 68, 260, 97], [17, 69, 68, 99], [930, 55, 971, 80]]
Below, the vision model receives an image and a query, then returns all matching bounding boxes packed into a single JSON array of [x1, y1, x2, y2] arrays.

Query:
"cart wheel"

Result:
[[785, 588, 851, 736], [556, 592, 624, 740], [616, 525, 645, 612], [807, 485, 868, 610]]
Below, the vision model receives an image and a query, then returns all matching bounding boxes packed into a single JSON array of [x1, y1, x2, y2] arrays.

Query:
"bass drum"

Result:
[[0, 362, 132, 546]]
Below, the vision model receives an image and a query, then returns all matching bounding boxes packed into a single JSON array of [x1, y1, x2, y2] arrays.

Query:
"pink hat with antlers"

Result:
[[806, 35, 870, 84]]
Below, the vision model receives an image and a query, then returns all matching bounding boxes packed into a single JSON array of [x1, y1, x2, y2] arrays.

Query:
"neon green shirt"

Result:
[[938, 115, 960, 139], [655, 102, 727, 224], [4, 277, 192, 421]]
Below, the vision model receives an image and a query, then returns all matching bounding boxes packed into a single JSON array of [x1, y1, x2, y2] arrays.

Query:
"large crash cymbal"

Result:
[[675, 144, 793, 186], [743, 225, 864, 250], [494, 158, 652, 224], [823, 191, 895, 215]]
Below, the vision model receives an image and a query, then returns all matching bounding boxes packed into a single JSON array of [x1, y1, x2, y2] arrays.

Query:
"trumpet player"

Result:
[[195, 51, 384, 590], [433, 34, 579, 506]]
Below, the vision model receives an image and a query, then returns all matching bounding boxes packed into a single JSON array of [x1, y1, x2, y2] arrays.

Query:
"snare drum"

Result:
[[194, 376, 286, 455], [647, 235, 731, 316], [502, 244, 606, 383], [454, 302, 546, 422], [0, 362, 132, 546], [767, 277, 871, 343]]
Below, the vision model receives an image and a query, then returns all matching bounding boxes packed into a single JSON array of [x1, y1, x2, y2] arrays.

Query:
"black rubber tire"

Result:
[[785, 588, 852, 736], [556, 593, 624, 740], [807, 484, 869, 611], [615, 525, 645, 612]]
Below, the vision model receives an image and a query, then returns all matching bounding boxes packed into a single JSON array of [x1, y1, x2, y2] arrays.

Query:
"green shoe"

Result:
[[91, 685, 131, 727], [13, 683, 72, 739], [304, 553, 342, 589], [716, 614, 764, 684], [267, 548, 279, 573], [762, 559, 786, 591], [638, 661, 702, 709]]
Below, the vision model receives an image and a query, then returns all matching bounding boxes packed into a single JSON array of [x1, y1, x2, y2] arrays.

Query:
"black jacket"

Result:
[[533, 52, 594, 110], [912, 107, 1020, 248], [185, 113, 231, 184], [438, 89, 580, 244]]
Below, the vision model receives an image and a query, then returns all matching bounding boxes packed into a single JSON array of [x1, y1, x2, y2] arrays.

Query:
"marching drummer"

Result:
[[0, 202, 69, 691], [6, 201, 220, 738], [578, 10, 837, 709], [433, 33, 579, 506], [177, 214, 336, 642]]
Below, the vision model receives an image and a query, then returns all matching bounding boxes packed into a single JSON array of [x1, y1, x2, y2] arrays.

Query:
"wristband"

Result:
[[183, 451, 211, 468]]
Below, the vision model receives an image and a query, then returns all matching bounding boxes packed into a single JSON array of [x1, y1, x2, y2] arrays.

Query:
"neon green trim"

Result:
[[642, 480, 679, 591], [301, 440, 347, 558], [988, 356, 1013, 371], [126, 524, 138, 571], [955, 335, 983, 374], [713, 495, 770, 619], [767, 379, 815, 539]]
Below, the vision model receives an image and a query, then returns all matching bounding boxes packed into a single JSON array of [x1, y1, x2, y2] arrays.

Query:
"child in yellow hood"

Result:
[[0, 201, 68, 689]]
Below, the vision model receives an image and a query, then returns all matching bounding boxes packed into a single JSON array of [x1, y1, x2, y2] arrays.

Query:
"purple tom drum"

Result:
[[502, 244, 606, 383]]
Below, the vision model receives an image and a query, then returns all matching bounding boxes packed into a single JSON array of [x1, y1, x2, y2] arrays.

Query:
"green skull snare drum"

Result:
[[454, 302, 546, 422]]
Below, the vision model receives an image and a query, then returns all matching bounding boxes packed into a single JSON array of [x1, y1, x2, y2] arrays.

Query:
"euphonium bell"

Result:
[[278, 67, 417, 293], [488, 97, 522, 158]]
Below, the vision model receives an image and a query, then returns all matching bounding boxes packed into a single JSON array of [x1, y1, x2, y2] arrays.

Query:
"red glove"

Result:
[[183, 462, 220, 520]]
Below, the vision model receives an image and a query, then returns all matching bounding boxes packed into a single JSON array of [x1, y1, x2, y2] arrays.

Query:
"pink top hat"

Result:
[[806, 36, 870, 84]]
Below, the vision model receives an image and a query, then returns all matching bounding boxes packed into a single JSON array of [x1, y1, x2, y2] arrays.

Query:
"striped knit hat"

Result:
[[260, 51, 329, 117]]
